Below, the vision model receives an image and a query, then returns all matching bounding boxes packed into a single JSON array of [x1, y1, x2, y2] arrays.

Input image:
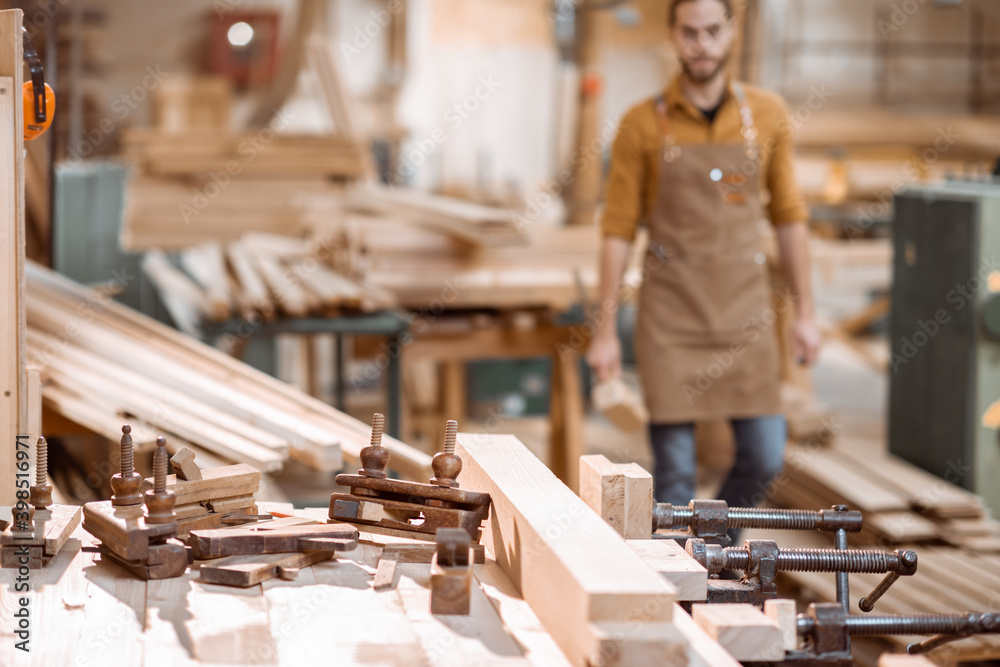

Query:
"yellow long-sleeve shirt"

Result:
[[600, 77, 809, 240]]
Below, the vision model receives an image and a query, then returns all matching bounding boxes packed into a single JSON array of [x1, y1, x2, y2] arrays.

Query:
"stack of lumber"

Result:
[[344, 185, 527, 246], [139, 234, 396, 337], [775, 441, 999, 551], [140, 460, 261, 537], [122, 177, 340, 250], [25, 261, 432, 479], [121, 129, 365, 180], [302, 204, 599, 311], [792, 109, 1000, 208]]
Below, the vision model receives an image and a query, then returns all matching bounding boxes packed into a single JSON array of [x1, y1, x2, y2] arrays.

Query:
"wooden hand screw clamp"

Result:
[[82, 426, 187, 580], [430, 527, 474, 615], [0, 436, 83, 569], [329, 415, 491, 541]]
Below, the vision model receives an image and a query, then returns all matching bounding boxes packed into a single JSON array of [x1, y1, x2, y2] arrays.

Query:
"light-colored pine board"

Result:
[[784, 445, 909, 513], [139, 464, 260, 506], [877, 654, 937, 667], [26, 261, 430, 478], [456, 433, 683, 667], [691, 603, 784, 662], [579, 455, 652, 539], [764, 599, 798, 651], [0, 8, 25, 508], [627, 539, 708, 602], [673, 604, 741, 667]]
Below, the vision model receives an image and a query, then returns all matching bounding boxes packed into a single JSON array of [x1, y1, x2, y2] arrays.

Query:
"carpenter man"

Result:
[[586, 0, 821, 511]]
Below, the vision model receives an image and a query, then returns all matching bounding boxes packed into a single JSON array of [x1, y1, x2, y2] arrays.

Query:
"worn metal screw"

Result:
[[111, 424, 143, 507], [145, 437, 176, 525], [359, 413, 389, 478], [431, 420, 461, 488], [29, 436, 53, 509]]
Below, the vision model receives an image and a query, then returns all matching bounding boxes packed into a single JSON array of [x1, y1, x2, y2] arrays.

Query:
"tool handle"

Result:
[[858, 571, 900, 612]]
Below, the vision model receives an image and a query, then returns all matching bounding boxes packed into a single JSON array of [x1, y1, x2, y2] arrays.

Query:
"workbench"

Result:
[[0, 436, 739, 667], [0, 511, 567, 666]]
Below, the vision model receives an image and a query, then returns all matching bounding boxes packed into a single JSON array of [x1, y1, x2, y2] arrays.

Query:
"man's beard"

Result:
[[680, 52, 729, 84]]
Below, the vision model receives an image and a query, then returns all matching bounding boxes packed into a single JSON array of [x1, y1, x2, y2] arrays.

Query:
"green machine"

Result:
[[889, 181, 1000, 516]]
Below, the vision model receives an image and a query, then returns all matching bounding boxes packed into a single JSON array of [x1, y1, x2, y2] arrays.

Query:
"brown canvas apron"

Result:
[[635, 82, 780, 422]]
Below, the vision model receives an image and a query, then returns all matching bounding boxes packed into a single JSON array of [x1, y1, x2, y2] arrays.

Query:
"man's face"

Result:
[[671, 0, 734, 83]]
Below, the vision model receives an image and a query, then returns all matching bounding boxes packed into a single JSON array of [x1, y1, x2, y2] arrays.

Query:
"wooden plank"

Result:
[[784, 445, 910, 513], [627, 539, 708, 602], [139, 464, 260, 506], [550, 347, 584, 492], [26, 261, 430, 478], [673, 604, 742, 667], [764, 599, 798, 652], [877, 655, 937, 667], [692, 603, 784, 661], [591, 379, 648, 432], [26, 327, 288, 471], [579, 455, 653, 539], [199, 550, 332, 587], [170, 446, 202, 481], [0, 8, 25, 509], [456, 433, 683, 667], [141, 249, 212, 335]]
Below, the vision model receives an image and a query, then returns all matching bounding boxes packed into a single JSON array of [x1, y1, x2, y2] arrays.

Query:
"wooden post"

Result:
[[579, 454, 653, 539], [563, 8, 603, 227], [1, 8, 25, 509], [457, 433, 684, 666]]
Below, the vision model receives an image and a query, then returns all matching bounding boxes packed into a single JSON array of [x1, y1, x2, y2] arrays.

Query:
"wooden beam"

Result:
[[764, 599, 798, 652], [672, 604, 742, 667], [628, 539, 707, 602], [579, 455, 653, 539], [691, 603, 784, 662], [878, 654, 937, 666], [456, 433, 684, 667], [0, 9, 25, 508]]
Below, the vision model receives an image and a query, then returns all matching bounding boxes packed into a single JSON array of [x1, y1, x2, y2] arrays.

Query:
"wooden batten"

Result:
[[0, 9, 25, 507], [457, 433, 685, 666]]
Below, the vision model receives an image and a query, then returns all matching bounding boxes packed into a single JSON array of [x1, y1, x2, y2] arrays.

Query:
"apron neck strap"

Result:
[[654, 83, 759, 160]]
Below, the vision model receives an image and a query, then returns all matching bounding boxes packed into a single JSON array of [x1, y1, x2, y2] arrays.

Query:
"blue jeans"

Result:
[[649, 415, 786, 509]]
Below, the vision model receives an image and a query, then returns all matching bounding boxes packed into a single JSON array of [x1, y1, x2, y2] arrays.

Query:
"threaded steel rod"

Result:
[[723, 547, 900, 573], [798, 612, 1000, 638], [35, 436, 47, 487]]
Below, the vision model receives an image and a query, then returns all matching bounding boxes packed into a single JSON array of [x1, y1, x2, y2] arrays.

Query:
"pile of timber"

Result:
[[140, 457, 261, 537], [139, 233, 396, 337], [121, 129, 366, 180], [122, 177, 339, 250], [25, 261, 432, 479], [344, 185, 527, 247], [775, 442, 1000, 550], [301, 203, 599, 311]]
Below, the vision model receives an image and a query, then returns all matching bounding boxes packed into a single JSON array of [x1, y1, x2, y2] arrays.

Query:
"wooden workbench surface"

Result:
[[0, 512, 569, 667]]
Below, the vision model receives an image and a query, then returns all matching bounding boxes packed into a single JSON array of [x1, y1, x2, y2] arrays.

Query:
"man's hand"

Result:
[[586, 331, 622, 382], [791, 316, 822, 366]]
